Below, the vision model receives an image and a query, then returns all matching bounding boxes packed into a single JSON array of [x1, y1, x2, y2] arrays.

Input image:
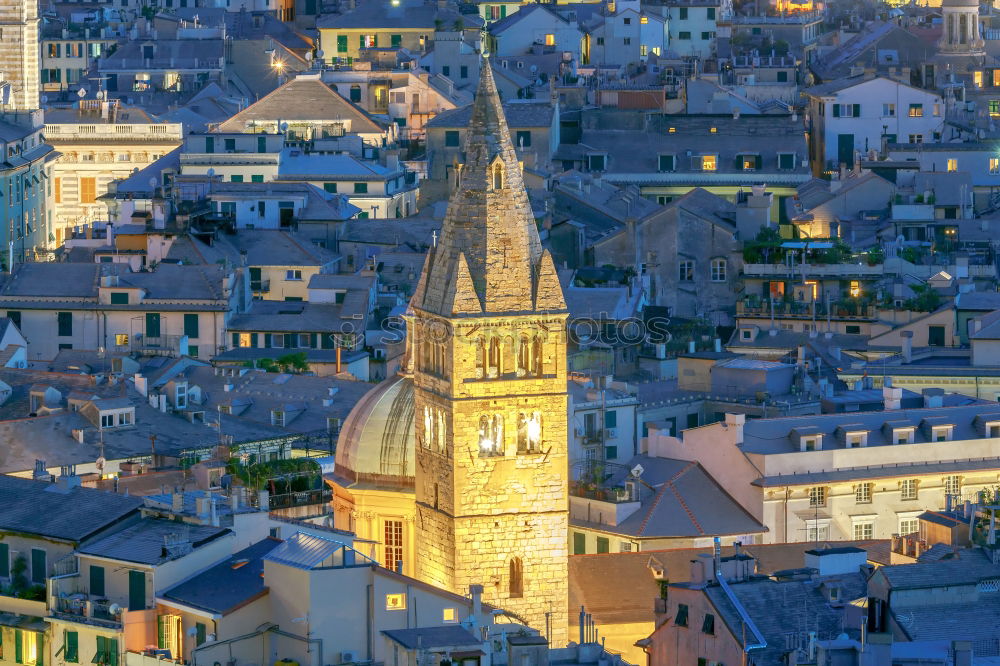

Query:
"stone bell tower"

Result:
[[408, 56, 569, 644], [939, 0, 984, 55]]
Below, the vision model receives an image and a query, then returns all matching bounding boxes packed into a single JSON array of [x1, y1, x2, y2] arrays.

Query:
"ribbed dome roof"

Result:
[[334, 375, 414, 487]]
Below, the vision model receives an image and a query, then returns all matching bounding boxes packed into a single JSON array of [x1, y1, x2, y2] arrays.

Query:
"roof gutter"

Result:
[[713, 538, 766, 654]]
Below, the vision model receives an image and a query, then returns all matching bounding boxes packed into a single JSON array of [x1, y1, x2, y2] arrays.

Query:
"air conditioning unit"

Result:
[[606, 427, 618, 438], [341, 651, 360, 664]]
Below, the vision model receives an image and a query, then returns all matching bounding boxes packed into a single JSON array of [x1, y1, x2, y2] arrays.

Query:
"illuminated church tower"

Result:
[[409, 56, 569, 644]]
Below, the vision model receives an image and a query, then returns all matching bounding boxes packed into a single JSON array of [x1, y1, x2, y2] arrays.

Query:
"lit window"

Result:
[[443, 608, 458, 623], [846, 432, 866, 448], [994, 70, 1000, 86], [992, 100, 1000, 116], [855, 482, 873, 503], [975, 71, 984, 87], [640, 45, 648, 56], [849, 280, 861, 297], [710, 258, 726, 282], [238, 333, 252, 348], [991, 158, 1000, 175], [710, 127, 717, 133], [385, 593, 407, 610], [900, 479, 918, 500], [640, 15, 649, 23], [384, 520, 404, 572], [544, 33, 555, 46], [947, 158, 958, 172], [668, 127, 676, 133], [808, 486, 826, 507], [742, 156, 756, 170], [893, 428, 914, 444], [115, 334, 129, 346], [701, 155, 717, 171], [908, 103, 923, 117], [678, 260, 694, 281], [989, 422, 1000, 438]]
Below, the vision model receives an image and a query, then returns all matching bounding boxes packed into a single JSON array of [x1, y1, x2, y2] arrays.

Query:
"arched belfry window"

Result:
[[509, 557, 523, 598], [492, 162, 503, 190]]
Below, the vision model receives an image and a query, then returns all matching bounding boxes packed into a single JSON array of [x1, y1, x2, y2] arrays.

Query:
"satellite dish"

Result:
[[148, 177, 157, 188], [316, 50, 324, 59], [530, 64, 538, 72], [207, 168, 215, 177], [96, 90, 106, 100], [108, 603, 122, 615], [630, 463, 644, 478], [305, 51, 313, 61], [279, 121, 289, 131], [77, 87, 87, 98], [96, 456, 106, 471]]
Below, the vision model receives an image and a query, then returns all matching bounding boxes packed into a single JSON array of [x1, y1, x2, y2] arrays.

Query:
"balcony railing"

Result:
[[251, 280, 271, 293], [737, 301, 877, 320], [52, 596, 124, 628], [742, 263, 884, 277]]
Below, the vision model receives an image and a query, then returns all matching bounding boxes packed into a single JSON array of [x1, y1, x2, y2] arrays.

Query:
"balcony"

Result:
[[251, 280, 271, 293], [737, 300, 877, 320], [742, 263, 883, 278], [52, 595, 124, 628], [46, 123, 183, 143]]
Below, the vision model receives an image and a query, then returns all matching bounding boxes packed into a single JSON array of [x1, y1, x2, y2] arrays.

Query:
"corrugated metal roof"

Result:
[[263, 531, 371, 570]]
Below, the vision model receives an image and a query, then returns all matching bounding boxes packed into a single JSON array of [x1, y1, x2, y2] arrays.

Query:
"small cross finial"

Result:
[[432, 229, 438, 247]]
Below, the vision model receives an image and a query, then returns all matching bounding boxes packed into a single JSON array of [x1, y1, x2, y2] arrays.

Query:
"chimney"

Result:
[[171, 491, 184, 512], [230, 492, 240, 512], [687, 340, 696, 354], [258, 489, 270, 511], [210, 496, 219, 526], [901, 330, 913, 363], [713, 338, 722, 353], [883, 386, 902, 410], [470, 584, 483, 617], [725, 413, 745, 445], [923, 388, 944, 408]]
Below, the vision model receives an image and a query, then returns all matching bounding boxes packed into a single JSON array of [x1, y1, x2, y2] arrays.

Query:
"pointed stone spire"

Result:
[[414, 56, 565, 317]]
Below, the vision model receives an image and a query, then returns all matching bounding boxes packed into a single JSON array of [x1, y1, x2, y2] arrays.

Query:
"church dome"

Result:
[[941, 0, 978, 9], [334, 374, 415, 487]]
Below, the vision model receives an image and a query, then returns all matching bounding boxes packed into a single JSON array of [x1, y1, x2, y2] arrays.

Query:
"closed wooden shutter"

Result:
[[79, 177, 96, 204]]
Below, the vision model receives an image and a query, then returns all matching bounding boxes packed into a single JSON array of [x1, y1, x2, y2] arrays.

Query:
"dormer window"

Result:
[[893, 427, 914, 444], [272, 410, 285, 426], [932, 425, 953, 442], [987, 421, 1000, 438], [801, 435, 821, 451], [846, 431, 867, 448]]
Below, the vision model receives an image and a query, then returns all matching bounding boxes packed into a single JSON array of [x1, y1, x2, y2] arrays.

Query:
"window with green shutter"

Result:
[[390, 34, 402, 47], [0, 542, 9, 577], [251, 175, 264, 183], [15, 629, 22, 664], [89, 565, 105, 596], [110, 293, 128, 305], [183, 314, 199, 339], [324, 182, 338, 193], [195, 623, 207, 646], [128, 569, 145, 611], [604, 410, 617, 428], [605, 445, 618, 459], [257, 136, 267, 153], [596, 536, 609, 553], [354, 182, 368, 194], [779, 153, 794, 170], [64, 631, 78, 663], [145, 313, 160, 339], [57, 312, 72, 337], [30, 549, 46, 584], [658, 154, 674, 171], [572, 532, 586, 554], [230, 175, 243, 183], [337, 35, 347, 52]]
